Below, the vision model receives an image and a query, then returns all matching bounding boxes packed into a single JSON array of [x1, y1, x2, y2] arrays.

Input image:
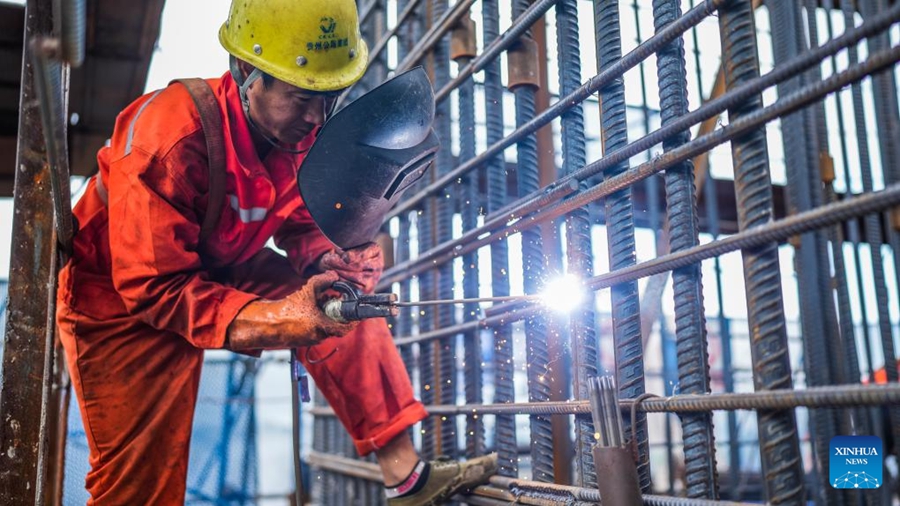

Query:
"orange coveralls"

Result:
[[56, 73, 427, 504]]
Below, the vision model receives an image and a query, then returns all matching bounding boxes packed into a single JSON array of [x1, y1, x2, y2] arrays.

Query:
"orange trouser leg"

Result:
[[225, 249, 428, 455], [58, 304, 204, 506]]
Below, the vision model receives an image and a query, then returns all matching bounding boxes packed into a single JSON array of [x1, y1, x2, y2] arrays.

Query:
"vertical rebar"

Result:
[[417, 205, 437, 460], [312, 390, 326, 504], [822, 0, 873, 437], [397, 215, 416, 380], [395, 0, 419, 398], [652, 0, 717, 498], [838, 0, 883, 400], [556, 0, 598, 489], [688, 0, 740, 489], [482, 0, 517, 478], [804, 6, 861, 481], [593, 0, 649, 491], [512, 0, 553, 483], [766, 2, 836, 501], [457, 51, 485, 460], [717, 2, 805, 504], [431, 0, 458, 460]]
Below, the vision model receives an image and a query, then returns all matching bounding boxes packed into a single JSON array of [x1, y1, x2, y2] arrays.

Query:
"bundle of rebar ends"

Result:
[[590, 376, 643, 506]]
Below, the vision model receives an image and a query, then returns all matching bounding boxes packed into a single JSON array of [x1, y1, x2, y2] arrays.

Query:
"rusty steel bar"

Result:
[[555, 0, 596, 489], [652, 0, 717, 498], [381, 43, 900, 302], [492, 476, 764, 506], [308, 451, 764, 505], [430, 0, 458, 460], [378, 5, 900, 288], [310, 384, 900, 417], [455, 41, 485, 460], [481, 0, 517, 478], [766, 3, 836, 502], [509, 0, 554, 484], [823, 0, 874, 438], [717, 1, 804, 503], [366, 0, 424, 67]]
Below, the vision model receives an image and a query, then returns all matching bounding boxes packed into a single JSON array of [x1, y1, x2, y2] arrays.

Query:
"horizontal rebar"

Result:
[[308, 452, 767, 505], [379, 42, 900, 288], [393, 294, 540, 307], [491, 476, 764, 505], [309, 384, 900, 417]]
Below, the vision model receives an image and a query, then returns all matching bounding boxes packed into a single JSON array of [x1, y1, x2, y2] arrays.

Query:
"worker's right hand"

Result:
[[226, 271, 357, 350]]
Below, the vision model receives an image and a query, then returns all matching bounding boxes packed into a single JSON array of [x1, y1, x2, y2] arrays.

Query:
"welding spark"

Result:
[[539, 274, 585, 314]]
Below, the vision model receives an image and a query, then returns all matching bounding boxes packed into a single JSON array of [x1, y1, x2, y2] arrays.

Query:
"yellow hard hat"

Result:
[[219, 0, 368, 92]]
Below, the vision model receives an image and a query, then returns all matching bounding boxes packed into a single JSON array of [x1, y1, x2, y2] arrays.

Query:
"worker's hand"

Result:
[[318, 242, 384, 294], [226, 271, 357, 350]]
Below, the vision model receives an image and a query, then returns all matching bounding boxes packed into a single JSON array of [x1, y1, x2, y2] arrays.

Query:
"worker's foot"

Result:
[[385, 453, 498, 506]]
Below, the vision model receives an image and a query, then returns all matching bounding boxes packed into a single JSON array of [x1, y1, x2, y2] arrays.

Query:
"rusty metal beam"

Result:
[[0, 0, 59, 503]]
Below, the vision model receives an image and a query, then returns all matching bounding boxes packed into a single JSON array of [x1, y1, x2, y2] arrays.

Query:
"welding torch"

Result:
[[322, 281, 543, 323]]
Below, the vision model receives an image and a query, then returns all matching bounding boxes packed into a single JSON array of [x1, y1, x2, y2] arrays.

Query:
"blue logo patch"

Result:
[[830, 435, 882, 489]]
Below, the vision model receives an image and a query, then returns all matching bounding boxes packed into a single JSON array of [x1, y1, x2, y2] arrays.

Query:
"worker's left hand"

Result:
[[318, 242, 384, 294]]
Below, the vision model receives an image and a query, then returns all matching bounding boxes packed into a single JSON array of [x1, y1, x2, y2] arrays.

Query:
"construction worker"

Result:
[[55, 0, 496, 503]]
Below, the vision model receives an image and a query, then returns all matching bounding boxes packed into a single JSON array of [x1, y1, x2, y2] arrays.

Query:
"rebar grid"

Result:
[[304, 0, 900, 503]]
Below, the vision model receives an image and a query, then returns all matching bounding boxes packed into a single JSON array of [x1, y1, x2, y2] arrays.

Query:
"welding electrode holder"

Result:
[[322, 281, 398, 323]]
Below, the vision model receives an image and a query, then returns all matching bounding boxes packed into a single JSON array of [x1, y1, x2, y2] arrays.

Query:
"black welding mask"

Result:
[[298, 66, 440, 250]]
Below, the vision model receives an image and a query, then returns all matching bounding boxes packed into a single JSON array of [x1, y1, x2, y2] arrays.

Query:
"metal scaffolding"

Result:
[[309, 0, 900, 504]]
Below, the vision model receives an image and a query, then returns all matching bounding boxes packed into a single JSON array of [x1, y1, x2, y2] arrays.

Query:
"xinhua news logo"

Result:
[[830, 435, 882, 489]]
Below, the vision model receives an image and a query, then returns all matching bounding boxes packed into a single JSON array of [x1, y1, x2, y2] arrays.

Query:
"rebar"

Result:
[[652, 0, 716, 498], [457, 51, 485, 460], [589, 0, 647, 490], [58, 0, 85, 67], [431, 0, 458, 460], [312, 383, 900, 418], [482, 0, 517, 478], [766, 2, 837, 501], [823, 0, 873, 437], [718, 2, 804, 503], [511, 0, 554, 484], [554, 0, 596, 488]]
